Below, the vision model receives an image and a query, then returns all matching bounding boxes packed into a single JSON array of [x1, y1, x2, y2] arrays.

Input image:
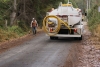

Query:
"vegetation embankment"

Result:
[[0, 26, 28, 42], [88, 5, 100, 39], [87, 0, 100, 39]]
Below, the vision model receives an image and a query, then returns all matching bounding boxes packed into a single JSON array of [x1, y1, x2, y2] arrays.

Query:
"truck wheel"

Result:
[[74, 35, 82, 40], [50, 37, 54, 40], [79, 35, 82, 40], [55, 37, 58, 39], [50, 36, 58, 40]]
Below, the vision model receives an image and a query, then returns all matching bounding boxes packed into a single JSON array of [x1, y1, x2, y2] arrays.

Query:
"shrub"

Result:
[[0, 26, 27, 42], [18, 21, 29, 32]]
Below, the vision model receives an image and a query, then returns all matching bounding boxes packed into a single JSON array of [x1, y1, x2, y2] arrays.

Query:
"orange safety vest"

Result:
[[32, 21, 37, 27]]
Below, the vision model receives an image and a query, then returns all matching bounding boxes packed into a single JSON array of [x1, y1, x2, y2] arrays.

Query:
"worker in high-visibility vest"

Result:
[[31, 18, 38, 35]]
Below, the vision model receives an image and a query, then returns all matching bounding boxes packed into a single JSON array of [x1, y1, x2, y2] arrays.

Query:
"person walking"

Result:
[[31, 18, 38, 35]]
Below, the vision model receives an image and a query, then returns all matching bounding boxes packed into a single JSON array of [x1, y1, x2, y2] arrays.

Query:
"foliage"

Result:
[[0, 26, 26, 42], [88, 4, 100, 36], [0, 0, 80, 27], [1, 0, 100, 41], [88, 0, 100, 38], [18, 21, 29, 32]]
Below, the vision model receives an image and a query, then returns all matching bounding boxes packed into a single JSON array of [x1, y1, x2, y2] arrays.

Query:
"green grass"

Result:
[[87, 5, 100, 39], [0, 26, 27, 42], [88, 5, 100, 32]]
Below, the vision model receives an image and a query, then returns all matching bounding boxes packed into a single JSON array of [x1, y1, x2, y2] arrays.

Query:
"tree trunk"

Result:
[[10, 0, 17, 26], [5, 19, 7, 27]]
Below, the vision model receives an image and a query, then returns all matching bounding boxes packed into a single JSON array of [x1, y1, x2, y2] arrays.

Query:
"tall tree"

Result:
[[10, 0, 17, 26]]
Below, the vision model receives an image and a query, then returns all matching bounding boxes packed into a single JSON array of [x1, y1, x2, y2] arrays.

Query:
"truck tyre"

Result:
[[50, 36, 58, 40], [55, 37, 58, 39], [50, 36, 54, 40], [79, 35, 82, 40], [74, 35, 82, 40]]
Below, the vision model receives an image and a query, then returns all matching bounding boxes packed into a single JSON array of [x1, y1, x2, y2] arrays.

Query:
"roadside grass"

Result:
[[94, 24, 100, 38], [0, 26, 27, 42], [88, 5, 100, 38], [87, 5, 100, 49], [88, 20, 100, 49]]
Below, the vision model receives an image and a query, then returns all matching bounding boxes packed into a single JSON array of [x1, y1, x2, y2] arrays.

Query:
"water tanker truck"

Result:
[[42, 2, 84, 40]]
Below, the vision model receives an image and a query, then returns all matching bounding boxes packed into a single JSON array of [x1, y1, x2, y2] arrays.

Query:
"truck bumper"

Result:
[[46, 34, 82, 37]]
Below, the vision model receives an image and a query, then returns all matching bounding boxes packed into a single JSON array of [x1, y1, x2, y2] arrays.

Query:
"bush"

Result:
[[88, 5, 100, 32], [18, 21, 29, 32], [0, 26, 27, 42], [88, 5, 100, 39]]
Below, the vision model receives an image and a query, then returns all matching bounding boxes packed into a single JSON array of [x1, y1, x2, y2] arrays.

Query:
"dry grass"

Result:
[[92, 24, 100, 49], [0, 29, 7, 42], [94, 24, 100, 38], [0, 33, 18, 42], [0, 30, 18, 42]]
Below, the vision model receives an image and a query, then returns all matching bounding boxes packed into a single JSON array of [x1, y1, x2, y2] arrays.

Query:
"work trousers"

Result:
[[32, 27, 37, 34]]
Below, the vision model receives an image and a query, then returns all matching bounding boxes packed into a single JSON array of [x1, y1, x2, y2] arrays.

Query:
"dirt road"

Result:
[[0, 32, 81, 67]]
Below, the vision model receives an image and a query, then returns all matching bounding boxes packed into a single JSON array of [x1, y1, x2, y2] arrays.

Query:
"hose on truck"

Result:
[[42, 15, 71, 36]]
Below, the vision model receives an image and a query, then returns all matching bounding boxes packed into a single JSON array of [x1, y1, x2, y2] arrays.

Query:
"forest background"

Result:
[[0, 0, 100, 42]]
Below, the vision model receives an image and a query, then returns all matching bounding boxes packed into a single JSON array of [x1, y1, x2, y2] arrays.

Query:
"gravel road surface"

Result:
[[0, 32, 81, 67]]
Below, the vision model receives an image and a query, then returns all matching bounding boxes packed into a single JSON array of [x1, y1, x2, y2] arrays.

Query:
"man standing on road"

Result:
[[31, 18, 38, 35]]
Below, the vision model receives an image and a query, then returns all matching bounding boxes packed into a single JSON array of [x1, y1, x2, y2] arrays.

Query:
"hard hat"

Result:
[[33, 18, 34, 20]]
